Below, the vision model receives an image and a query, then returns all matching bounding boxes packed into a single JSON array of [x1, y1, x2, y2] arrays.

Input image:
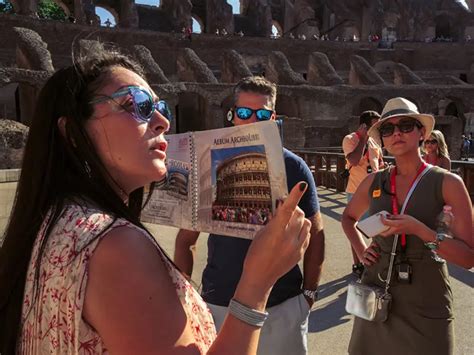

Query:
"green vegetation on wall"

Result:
[[0, 0, 67, 20]]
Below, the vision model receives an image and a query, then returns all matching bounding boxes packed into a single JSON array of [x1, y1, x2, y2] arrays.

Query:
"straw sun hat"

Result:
[[368, 97, 435, 145]]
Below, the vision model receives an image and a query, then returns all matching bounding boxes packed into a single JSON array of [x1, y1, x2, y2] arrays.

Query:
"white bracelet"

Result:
[[228, 298, 269, 328]]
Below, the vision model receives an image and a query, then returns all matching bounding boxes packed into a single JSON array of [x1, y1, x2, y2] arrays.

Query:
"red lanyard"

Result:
[[389, 162, 428, 250]]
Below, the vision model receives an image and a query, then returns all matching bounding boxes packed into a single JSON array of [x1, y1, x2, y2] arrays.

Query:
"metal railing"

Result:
[[293, 150, 474, 202]]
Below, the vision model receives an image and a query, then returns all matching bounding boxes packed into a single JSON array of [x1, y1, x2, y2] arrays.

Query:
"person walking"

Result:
[[342, 110, 384, 276]]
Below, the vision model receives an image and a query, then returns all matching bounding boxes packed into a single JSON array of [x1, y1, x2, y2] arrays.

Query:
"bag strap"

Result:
[[383, 164, 433, 293]]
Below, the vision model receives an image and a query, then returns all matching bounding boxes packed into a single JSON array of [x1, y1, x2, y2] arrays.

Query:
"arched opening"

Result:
[[176, 92, 209, 133], [225, 0, 241, 14], [136, 0, 160, 6], [0, 83, 20, 122], [95, 6, 117, 27], [353, 97, 383, 116], [445, 102, 459, 117], [435, 14, 452, 39], [192, 16, 203, 33], [272, 20, 283, 38]]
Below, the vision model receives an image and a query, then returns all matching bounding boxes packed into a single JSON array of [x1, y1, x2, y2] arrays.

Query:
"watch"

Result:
[[302, 289, 319, 301]]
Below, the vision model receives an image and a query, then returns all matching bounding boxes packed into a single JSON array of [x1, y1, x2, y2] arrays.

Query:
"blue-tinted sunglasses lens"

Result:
[[156, 100, 173, 121], [133, 89, 154, 120], [256, 109, 273, 121], [235, 107, 253, 120], [132, 89, 172, 122]]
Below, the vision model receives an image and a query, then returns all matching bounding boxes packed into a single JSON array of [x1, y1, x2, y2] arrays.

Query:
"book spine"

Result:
[[190, 132, 199, 230]]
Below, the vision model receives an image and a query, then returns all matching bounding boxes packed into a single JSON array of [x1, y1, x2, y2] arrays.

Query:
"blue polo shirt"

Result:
[[202, 148, 319, 307]]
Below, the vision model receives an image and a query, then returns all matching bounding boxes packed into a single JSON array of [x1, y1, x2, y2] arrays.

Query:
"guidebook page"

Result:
[[195, 121, 287, 239], [141, 132, 194, 230]]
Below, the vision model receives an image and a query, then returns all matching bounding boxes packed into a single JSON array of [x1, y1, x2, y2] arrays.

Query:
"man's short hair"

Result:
[[233, 76, 277, 109], [359, 110, 381, 126]]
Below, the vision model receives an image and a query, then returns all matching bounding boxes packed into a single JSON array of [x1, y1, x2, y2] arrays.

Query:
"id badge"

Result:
[[397, 263, 412, 284]]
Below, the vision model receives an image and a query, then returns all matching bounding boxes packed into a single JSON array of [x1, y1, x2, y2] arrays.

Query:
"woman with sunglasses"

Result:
[[0, 50, 312, 354], [342, 97, 473, 355], [422, 130, 451, 170]]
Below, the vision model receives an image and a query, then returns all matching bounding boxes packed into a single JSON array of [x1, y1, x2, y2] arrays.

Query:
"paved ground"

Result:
[[1, 183, 472, 354], [146, 187, 473, 355]]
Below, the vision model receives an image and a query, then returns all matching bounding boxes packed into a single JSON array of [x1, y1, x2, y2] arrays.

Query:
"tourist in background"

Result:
[[422, 129, 451, 170], [174, 76, 325, 355], [342, 97, 473, 355], [461, 134, 470, 160], [342, 110, 384, 276], [0, 50, 313, 354]]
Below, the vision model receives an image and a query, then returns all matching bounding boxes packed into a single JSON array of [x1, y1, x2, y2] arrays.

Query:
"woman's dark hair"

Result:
[[0, 49, 154, 353], [359, 110, 380, 126]]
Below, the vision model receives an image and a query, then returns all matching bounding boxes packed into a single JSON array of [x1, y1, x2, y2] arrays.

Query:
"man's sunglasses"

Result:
[[424, 139, 438, 145], [378, 118, 422, 138], [234, 107, 274, 121], [90, 86, 173, 123]]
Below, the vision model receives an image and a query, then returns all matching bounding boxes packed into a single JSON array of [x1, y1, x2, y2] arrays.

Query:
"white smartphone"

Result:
[[356, 210, 391, 238]]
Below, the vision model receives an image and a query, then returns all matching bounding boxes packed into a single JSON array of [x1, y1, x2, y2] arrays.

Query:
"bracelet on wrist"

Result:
[[228, 298, 269, 328]]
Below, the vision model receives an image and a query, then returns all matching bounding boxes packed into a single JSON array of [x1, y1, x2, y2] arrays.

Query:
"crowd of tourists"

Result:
[[0, 49, 472, 355]]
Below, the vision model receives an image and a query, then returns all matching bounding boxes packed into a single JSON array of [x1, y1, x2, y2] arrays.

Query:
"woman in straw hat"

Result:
[[342, 97, 473, 355]]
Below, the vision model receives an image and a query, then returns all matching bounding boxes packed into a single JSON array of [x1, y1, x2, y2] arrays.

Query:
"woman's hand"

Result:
[[242, 182, 312, 292], [379, 214, 424, 237], [360, 241, 380, 266]]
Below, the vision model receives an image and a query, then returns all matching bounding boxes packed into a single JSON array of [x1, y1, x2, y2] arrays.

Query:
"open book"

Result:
[[141, 121, 288, 239]]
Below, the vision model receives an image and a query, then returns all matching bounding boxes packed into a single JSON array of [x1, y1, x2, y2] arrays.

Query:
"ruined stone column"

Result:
[[119, 0, 139, 28], [14, 27, 53, 126]]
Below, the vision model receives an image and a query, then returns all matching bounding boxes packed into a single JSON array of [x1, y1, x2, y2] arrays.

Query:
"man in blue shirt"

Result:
[[174, 76, 325, 355]]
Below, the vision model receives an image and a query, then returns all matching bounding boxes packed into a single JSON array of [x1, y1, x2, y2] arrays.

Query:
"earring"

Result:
[[227, 109, 234, 122]]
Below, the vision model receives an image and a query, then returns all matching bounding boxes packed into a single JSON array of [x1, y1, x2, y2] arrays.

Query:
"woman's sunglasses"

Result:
[[90, 86, 173, 123], [234, 107, 274, 121], [378, 118, 422, 138], [424, 139, 438, 145]]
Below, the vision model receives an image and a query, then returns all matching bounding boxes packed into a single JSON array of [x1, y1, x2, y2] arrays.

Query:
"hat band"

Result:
[[381, 108, 420, 119]]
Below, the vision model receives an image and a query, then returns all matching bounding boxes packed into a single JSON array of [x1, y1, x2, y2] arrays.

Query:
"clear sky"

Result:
[[95, 0, 241, 28]]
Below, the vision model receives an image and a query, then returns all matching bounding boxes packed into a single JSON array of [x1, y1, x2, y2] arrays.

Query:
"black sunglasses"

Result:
[[424, 139, 438, 145], [234, 107, 274, 121], [379, 118, 422, 138]]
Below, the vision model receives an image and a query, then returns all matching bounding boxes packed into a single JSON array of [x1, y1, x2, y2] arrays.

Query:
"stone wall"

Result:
[[1, 20, 474, 161]]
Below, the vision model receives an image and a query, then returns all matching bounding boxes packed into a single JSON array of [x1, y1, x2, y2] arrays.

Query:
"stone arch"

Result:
[[192, 14, 204, 33], [353, 97, 383, 116], [0, 83, 20, 122], [226, 0, 242, 14], [176, 91, 210, 133], [437, 96, 466, 134], [438, 97, 464, 117], [95, 6, 118, 27], [272, 20, 283, 37], [435, 14, 454, 39], [95, 0, 121, 25]]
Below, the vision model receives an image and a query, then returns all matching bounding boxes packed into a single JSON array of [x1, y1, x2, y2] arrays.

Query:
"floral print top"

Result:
[[19, 204, 216, 354]]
